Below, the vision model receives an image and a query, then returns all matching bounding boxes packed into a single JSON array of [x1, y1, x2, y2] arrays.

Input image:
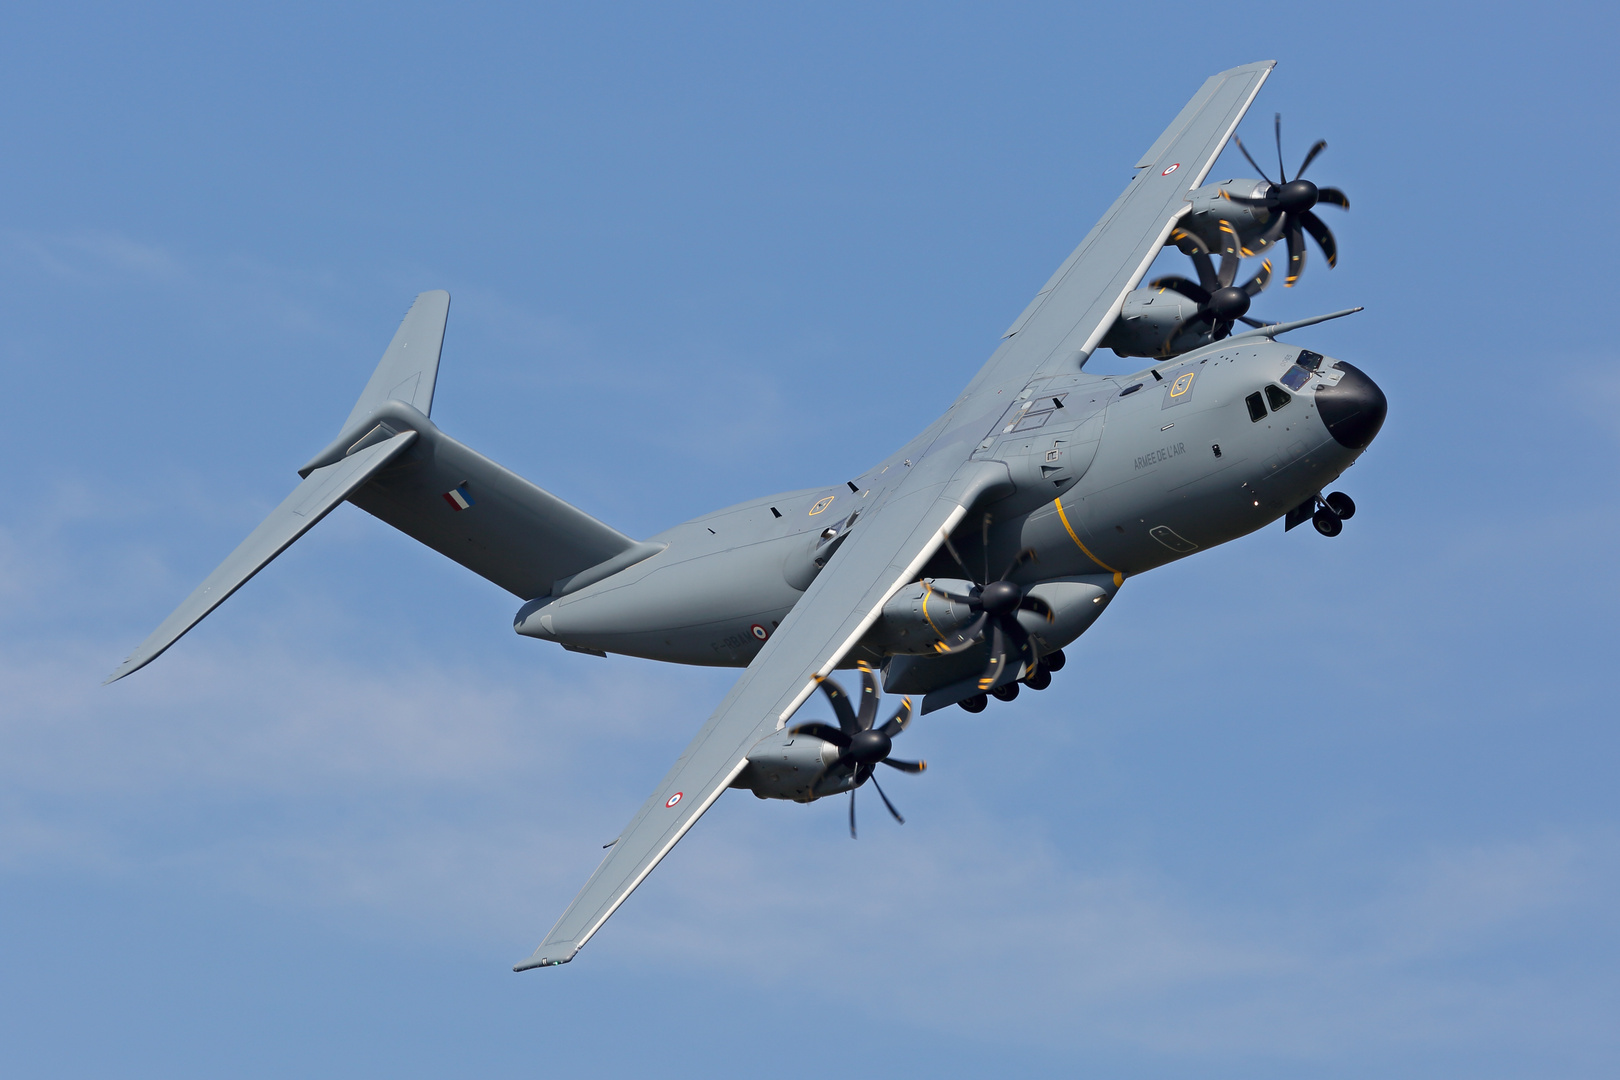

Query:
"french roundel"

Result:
[[666, 792, 683, 808], [1161, 162, 1180, 176], [750, 624, 769, 642]]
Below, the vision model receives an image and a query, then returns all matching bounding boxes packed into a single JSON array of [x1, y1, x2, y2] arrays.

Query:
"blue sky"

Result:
[[2, 3, 1617, 1077]]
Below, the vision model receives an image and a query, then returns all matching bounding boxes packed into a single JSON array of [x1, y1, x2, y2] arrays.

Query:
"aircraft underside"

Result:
[[106, 60, 1390, 969], [517, 341, 1383, 713]]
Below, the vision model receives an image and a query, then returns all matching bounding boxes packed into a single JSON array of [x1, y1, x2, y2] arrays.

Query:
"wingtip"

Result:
[[513, 954, 572, 972]]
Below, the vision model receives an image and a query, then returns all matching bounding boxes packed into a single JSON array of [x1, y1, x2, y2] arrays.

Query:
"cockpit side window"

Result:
[[1245, 391, 1266, 422], [1265, 384, 1291, 411]]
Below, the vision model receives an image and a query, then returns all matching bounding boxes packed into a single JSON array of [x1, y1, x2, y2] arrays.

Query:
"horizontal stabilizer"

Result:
[[105, 430, 418, 683]]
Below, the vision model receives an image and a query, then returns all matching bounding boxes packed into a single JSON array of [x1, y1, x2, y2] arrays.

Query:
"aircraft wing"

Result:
[[516, 460, 1010, 969], [986, 60, 1273, 380], [516, 60, 1274, 969]]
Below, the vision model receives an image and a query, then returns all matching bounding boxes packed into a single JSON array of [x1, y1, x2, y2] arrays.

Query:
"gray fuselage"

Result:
[[515, 338, 1386, 700]]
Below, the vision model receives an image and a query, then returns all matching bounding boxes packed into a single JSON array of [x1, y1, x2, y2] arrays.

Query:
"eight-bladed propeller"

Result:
[[1222, 113, 1349, 286], [928, 518, 1055, 693], [1153, 221, 1273, 352], [790, 663, 925, 839]]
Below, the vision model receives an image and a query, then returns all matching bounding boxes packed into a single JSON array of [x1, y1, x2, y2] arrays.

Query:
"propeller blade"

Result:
[[817, 676, 861, 735], [1237, 316, 1273, 328], [1215, 220, 1242, 288], [1242, 258, 1273, 297], [1296, 139, 1327, 178], [868, 773, 905, 825], [1167, 309, 1214, 348], [1168, 227, 1209, 255], [1231, 134, 1274, 184], [1315, 187, 1349, 210], [1019, 595, 1054, 622], [998, 616, 1032, 666], [941, 533, 978, 585], [998, 548, 1036, 582], [1274, 113, 1287, 183], [981, 513, 992, 584], [1150, 276, 1212, 305], [1284, 222, 1306, 287], [878, 696, 913, 739], [1190, 249, 1220, 293], [975, 625, 1011, 691], [1298, 210, 1338, 268], [849, 787, 857, 839], [1249, 212, 1287, 255], [789, 721, 852, 748], [1211, 318, 1235, 342], [881, 757, 925, 773], [1220, 189, 1274, 208], [936, 611, 990, 655], [926, 584, 977, 608], [1004, 616, 1040, 679], [856, 662, 880, 731]]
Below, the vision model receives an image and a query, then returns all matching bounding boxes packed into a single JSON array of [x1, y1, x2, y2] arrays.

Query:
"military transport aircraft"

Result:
[[107, 60, 1386, 970]]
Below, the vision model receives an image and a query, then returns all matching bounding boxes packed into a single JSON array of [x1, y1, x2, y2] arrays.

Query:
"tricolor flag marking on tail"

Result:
[[443, 484, 474, 511]]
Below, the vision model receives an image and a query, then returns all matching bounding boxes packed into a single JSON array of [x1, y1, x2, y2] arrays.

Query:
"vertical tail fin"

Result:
[[341, 290, 449, 430]]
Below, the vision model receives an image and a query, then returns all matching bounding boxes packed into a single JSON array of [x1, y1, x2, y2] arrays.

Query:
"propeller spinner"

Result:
[[790, 663, 925, 839], [928, 520, 1056, 692], [1154, 221, 1274, 351], [1221, 113, 1349, 286]]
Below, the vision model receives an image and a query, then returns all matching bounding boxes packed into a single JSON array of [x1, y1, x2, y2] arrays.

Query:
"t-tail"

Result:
[[107, 291, 651, 683]]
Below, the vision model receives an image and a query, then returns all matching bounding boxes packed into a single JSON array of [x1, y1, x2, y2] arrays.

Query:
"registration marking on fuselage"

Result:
[[1134, 442, 1186, 470]]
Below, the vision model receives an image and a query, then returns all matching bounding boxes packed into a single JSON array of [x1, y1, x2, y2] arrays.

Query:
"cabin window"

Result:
[[1265, 384, 1291, 411], [1245, 391, 1266, 422]]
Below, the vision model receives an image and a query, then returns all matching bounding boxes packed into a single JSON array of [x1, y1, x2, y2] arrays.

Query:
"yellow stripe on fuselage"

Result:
[[1053, 497, 1124, 586]]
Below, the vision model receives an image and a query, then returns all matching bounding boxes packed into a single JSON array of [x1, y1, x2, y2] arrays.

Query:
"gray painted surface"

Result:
[[518, 58, 1280, 969], [110, 61, 1391, 970], [105, 430, 419, 683]]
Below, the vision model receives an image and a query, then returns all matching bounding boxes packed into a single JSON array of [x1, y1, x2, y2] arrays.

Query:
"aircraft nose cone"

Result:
[[1315, 361, 1387, 450], [1276, 179, 1319, 214]]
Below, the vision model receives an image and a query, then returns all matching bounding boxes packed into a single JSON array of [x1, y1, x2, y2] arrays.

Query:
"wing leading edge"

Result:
[[104, 431, 419, 684], [516, 461, 1012, 969], [517, 60, 1276, 969], [987, 61, 1273, 383]]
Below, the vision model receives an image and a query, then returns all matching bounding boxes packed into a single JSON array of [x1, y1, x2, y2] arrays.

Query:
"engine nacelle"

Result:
[[732, 730, 849, 802], [860, 578, 977, 655], [1100, 285, 1208, 359], [1018, 574, 1116, 652], [883, 573, 1118, 697], [1180, 179, 1276, 253]]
